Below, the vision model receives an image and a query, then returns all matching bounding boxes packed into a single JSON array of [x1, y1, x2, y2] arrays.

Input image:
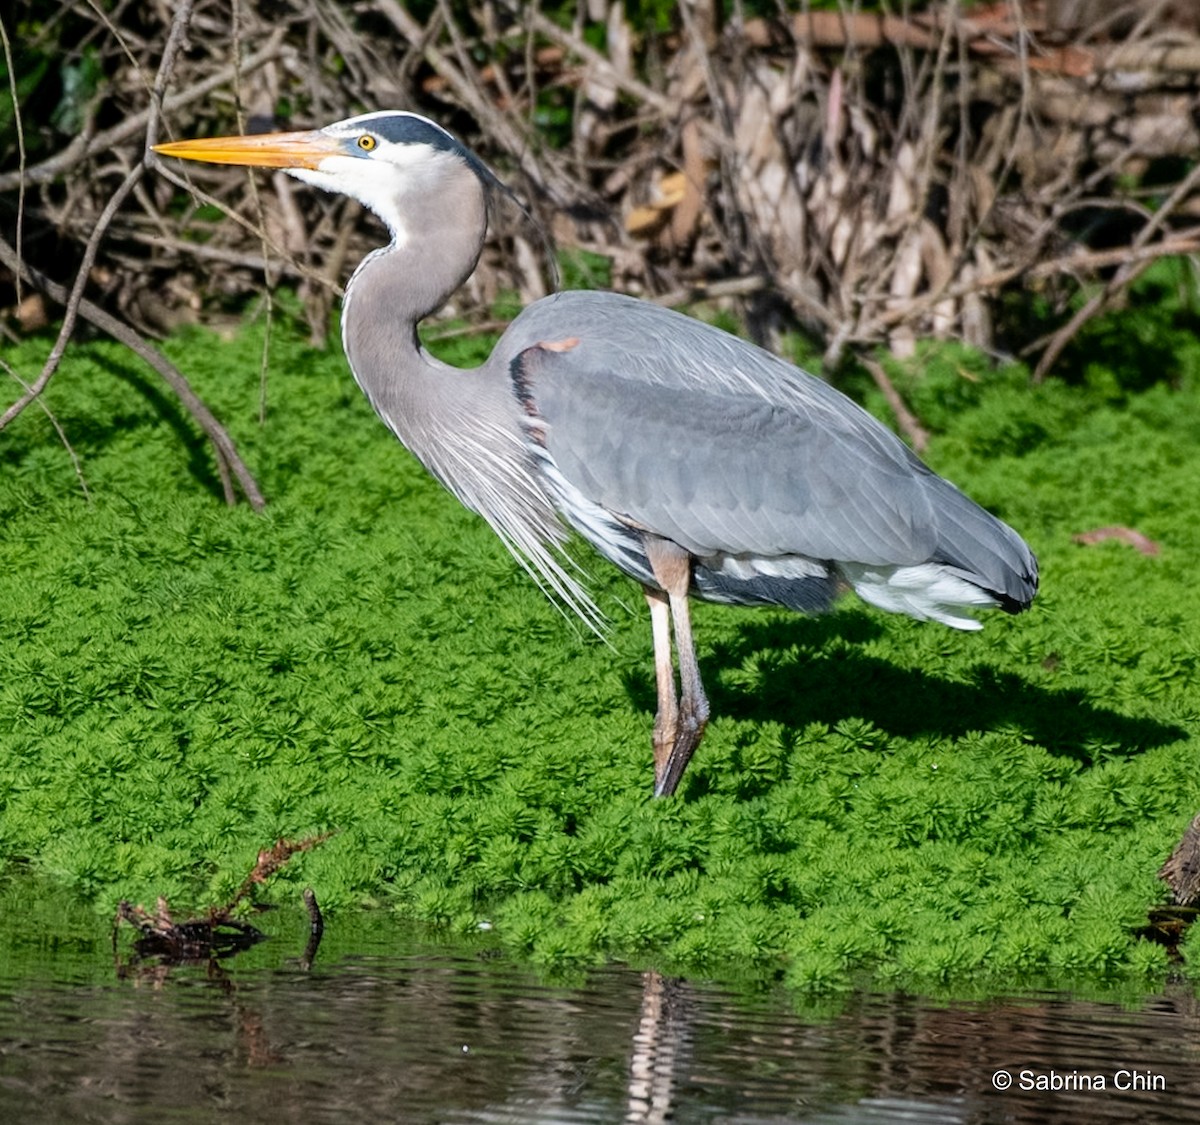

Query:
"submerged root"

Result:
[[114, 833, 334, 967]]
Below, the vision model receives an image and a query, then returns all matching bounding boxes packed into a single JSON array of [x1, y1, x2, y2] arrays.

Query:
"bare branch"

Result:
[[1, 0, 197, 431], [0, 28, 288, 192], [861, 356, 931, 454], [0, 11, 26, 306]]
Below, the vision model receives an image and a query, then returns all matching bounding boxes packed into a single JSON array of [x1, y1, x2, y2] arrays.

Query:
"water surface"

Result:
[[1, 893, 1197, 1123]]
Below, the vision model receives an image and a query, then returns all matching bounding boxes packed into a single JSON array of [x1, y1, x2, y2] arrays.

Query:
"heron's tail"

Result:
[[923, 472, 1039, 612], [839, 474, 1038, 630]]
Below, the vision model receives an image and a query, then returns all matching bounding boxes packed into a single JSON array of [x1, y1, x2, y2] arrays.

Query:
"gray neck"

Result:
[[340, 166, 488, 447]]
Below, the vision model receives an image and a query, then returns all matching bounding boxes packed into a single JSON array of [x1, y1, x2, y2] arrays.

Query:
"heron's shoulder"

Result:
[[505, 290, 864, 419], [505, 290, 794, 377], [517, 289, 740, 338], [505, 290, 660, 341]]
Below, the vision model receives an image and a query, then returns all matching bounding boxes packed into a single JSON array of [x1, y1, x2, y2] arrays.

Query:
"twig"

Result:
[[149, 162, 342, 295], [116, 231, 313, 279], [860, 356, 931, 453], [0, 165, 145, 431], [220, 834, 335, 919], [230, 0, 276, 425], [0, 12, 26, 306], [1, 0, 199, 433], [298, 887, 324, 971], [866, 231, 1200, 340], [1, 357, 90, 499], [525, 6, 698, 124], [1073, 526, 1161, 556], [1033, 161, 1200, 380], [375, 0, 540, 180]]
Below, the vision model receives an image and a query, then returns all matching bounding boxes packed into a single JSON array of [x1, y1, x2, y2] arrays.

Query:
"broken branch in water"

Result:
[[113, 833, 334, 966]]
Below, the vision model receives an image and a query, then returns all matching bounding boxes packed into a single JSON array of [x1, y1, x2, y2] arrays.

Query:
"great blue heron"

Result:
[[155, 111, 1038, 798]]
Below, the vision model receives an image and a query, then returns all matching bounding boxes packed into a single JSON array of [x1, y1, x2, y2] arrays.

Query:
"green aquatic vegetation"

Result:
[[1, 314, 1199, 994]]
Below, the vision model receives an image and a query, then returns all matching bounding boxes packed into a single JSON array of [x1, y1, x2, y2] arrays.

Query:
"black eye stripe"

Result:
[[339, 114, 498, 190]]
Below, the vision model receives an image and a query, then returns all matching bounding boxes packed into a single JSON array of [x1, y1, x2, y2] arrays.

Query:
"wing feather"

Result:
[[503, 291, 1036, 611], [515, 334, 936, 566]]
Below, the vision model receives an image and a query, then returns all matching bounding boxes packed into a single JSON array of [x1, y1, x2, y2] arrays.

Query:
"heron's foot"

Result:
[[653, 694, 709, 798], [651, 706, 679, 787]]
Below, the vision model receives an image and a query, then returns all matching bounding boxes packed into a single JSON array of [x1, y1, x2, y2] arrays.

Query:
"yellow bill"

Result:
[[153, 130, 342, 170]]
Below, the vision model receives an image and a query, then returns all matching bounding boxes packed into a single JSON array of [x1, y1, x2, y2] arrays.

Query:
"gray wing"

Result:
[[505, 293, 938, 566], [503, 291, 1036, 610]]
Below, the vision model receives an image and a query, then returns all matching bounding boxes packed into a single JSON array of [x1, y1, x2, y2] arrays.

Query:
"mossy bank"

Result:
[[3, 298, 1199, 992]]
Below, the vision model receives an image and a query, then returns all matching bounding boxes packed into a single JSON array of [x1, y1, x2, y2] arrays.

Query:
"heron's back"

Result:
[[502, 291, 1037, 629]]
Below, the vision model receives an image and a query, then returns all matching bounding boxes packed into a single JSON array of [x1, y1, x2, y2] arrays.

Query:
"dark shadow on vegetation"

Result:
[[90, 353, 230, 504], [1002, 259, 1200, 394], [1058, 311, 1197, 396], [623, 612, 1185, 775], [0, 345, 224, 499]]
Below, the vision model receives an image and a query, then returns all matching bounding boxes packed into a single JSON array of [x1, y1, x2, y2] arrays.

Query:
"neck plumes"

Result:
[[336, 157, 601, 630]]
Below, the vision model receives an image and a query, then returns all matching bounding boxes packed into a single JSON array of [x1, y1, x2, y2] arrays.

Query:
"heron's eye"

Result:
[[357, 134, 377, 152]]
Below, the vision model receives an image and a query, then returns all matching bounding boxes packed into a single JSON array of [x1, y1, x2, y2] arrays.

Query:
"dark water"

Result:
[[1, 899, 1198, 1123]]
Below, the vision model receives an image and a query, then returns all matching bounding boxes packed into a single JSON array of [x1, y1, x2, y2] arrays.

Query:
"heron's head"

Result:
[[154, 111, 495, 239]]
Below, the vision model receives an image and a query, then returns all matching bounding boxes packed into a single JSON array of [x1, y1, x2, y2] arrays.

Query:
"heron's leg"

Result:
[[656, 585, 710, 796], [644, 536, 710, 798], [644, 586, 678, 786]]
